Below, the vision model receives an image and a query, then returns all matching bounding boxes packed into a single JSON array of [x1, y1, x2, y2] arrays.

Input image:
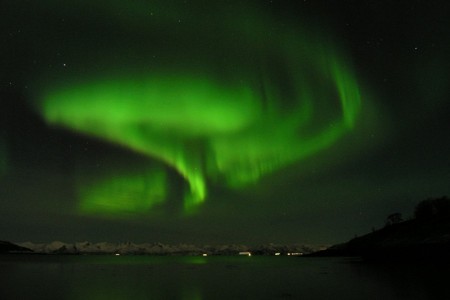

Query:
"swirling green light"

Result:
[[78, 169, 167, 218], [37, 1, 362, 216]]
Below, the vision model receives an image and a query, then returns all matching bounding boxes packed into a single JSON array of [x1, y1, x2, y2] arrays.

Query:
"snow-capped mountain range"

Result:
[[18, 241, 327, 255]]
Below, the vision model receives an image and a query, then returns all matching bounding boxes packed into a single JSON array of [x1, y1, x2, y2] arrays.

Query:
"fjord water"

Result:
[[0, 255, 447, 299]]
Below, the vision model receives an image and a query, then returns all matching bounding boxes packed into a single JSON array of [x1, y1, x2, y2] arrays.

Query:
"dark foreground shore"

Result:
[[307, 216, 450, 262]]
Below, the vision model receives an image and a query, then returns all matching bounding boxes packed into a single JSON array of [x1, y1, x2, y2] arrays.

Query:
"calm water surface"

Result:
[[0, 255, 448, 299]]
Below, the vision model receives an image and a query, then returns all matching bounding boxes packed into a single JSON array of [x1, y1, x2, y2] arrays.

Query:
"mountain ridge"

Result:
[[16, 241, 327, 256], [0, 240, 32, 253]]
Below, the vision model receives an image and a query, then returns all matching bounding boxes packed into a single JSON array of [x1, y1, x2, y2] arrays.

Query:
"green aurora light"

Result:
[[36, 1, 364, 216], [78, 168, 167, 218]]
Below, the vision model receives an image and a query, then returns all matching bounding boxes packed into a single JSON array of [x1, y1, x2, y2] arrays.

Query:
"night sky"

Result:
[[1, 0, 449, 245]]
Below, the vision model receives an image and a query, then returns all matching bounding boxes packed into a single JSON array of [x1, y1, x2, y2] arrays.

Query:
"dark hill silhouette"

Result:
[[0, 241, 32, 253], [308, 197, 450, 261]]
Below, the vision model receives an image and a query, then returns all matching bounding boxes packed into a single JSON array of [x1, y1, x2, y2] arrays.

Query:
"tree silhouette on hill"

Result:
[[414, 196, 450, 220], [385, 212, 403, 226]]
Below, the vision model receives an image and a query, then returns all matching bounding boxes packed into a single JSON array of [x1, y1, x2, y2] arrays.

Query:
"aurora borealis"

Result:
[[1, 0, 449, 244], [39, 9, 362, 215]]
